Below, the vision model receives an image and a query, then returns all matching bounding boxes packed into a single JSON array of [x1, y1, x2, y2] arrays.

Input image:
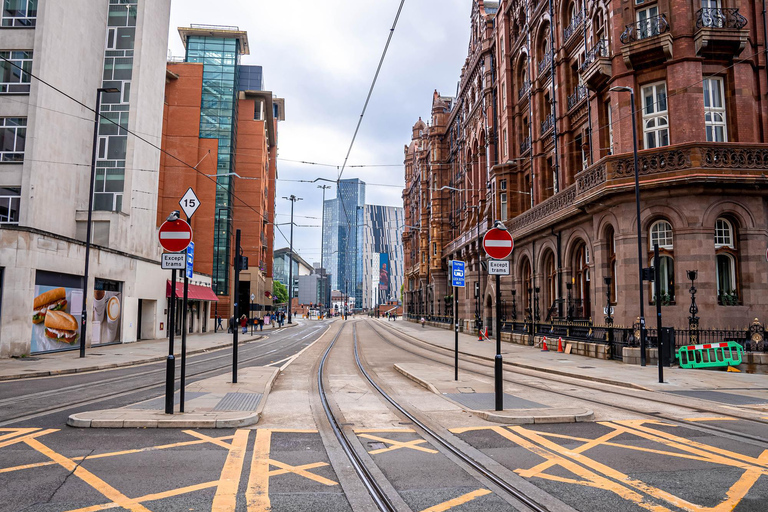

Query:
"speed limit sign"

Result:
[[179, 188, 200, 219]]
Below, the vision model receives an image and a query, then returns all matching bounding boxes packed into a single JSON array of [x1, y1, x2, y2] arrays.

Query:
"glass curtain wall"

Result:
[[185, 36, 241, 295]]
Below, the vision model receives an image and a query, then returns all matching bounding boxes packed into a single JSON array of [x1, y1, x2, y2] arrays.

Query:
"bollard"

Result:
[[164, 355, 175, 414]]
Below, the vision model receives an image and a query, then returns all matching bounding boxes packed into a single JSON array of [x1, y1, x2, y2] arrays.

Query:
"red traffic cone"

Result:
[[557, 337, 564, 353], [485, 327, 489, 339], [541, 337, 549, 351], [478, 328, 483, 341]]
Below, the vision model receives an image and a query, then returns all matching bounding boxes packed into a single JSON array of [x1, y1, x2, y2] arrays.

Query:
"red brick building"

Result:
[[404, 0, 768, 335]]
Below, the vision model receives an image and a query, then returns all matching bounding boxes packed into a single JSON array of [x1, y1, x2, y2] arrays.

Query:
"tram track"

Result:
[[317, 320, 553, 512], [369, 319, 768, 447], [0, 325, 324, 427]]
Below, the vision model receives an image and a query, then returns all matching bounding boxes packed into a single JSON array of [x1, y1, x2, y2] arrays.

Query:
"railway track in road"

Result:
[[368, 319, 768, 447], [0, 325, 325, 427], [317, 320, 553, 512]]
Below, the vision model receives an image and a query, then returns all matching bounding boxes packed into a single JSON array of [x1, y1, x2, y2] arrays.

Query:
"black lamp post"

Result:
[[610, 85, 647, 366], [604, 276, 613, 325], [511, 289, 517, 320], [282, 195, 302, 324], [80, 86, 120, 358], [687, 270, 699, 344], [565, 282, 573, 322], [534, 286, 541, 322]]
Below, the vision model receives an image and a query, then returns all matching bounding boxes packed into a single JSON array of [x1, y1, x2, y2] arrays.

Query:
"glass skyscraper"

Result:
[[182, 26, 247, 295]]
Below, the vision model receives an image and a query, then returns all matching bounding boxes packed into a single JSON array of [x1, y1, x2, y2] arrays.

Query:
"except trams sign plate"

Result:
[[162, 253, 186, 269], [488, 260, 510, 275]]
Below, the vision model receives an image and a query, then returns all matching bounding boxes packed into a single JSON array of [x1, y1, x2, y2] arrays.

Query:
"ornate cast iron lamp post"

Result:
[[604, 276, 613, 325], [687, 270, 699, 344]]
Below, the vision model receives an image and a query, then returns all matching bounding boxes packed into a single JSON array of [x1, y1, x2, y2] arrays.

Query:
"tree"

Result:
[[273, 280, 289, 304]]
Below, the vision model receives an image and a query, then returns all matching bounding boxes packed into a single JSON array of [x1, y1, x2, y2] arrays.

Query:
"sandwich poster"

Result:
[[31, 284, 83, 354], [92, 279, 121, 345]]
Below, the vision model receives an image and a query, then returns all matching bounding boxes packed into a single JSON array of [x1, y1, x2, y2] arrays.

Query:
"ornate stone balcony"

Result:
[[540, 113, 555, 135], [579, 38, 610, 89], [694, 8, 748, 57], [507, 143, 768, 237], [620, 14, 672, 70], [520, 136, 531, 154], [563, 11, 584, 44], [537, 51, 553, 78], [567, 85, 587, 111], [518, 80, 530, 101]]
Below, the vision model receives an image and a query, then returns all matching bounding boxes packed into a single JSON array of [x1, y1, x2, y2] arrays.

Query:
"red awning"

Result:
[[166, 281, 219, 301]]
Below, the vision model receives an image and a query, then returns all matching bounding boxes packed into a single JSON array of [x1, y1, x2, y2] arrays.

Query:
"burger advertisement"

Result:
[[31, 285, 84, 353]]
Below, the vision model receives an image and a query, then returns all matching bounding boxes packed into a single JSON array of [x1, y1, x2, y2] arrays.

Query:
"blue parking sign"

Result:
[[451, 260, 465, 287], [186, 242, 194, 279]]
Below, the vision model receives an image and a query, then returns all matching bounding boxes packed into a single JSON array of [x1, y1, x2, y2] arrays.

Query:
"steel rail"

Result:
[[370, 320, 768, 446], [353, 324, 551, 512], [317, 322, 397, 512]]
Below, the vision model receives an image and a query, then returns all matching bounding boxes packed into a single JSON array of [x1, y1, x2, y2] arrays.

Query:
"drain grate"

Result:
[[212, 392, 262, 411]]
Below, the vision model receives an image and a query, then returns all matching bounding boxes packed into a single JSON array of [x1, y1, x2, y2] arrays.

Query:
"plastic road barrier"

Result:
[[676, 341, 743, 369]]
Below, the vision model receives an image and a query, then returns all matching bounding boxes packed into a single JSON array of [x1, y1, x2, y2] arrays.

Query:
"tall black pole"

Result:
[[180, 216, 191, 412], [654, 243, 663, 383], [629, 89, 647, 366], [495, 273, 503, 411], [454, 285, 459, 381], [80, 89, 104, 359], [233, 229, 241, 384], [165, 268, 177, 414]]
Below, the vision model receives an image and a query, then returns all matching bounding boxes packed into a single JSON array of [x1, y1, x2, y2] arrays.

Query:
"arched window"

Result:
[[573, 242, 591, 319], [521, 258, 532, 318], [649, 220, 675, 304], [544, 253, 557, 319], [715, 217, 739, 305]]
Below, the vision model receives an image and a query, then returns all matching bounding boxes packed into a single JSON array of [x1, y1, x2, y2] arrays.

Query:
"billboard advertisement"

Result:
[[31, 271, 83, 354], [92, 278, 122, 346], [379, 253, 390, 292]]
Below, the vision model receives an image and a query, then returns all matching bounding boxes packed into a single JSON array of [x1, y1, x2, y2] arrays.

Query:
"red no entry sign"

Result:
[[158, 219, 193, 253], [483, 228, 514, 260]]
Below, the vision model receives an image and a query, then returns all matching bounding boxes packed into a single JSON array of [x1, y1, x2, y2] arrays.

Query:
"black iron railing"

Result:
[[518, 79, 531, 101], [537, 51, 553, 77], [520, 136, 531, 154], [620, 14, 670, 44], [540, 114, 555, 135], [579, 38, 609, 74], [696, 7, 747, 29], [567, 85, 587, 110], [563, 11, 584, 42]]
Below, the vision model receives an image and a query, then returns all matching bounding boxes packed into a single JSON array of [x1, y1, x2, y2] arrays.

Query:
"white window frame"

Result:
[[607, 101, 614, 155], [650, 220, 674, 250], [714, 218, 734, 249], [500, 192, 508, 221], [642, 82, 669, 149], [0, 51, 32, 94], [1, 0, 36, 27], [716, 253, 737, 297], [704, 77, 727, 142], [0, 187, 20, 224], [0, 117, 26, 162], [636, 5, 660, 40]]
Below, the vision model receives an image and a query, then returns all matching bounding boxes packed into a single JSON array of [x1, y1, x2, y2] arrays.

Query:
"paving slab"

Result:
[[395, 363, 594, 424], [67, 366, 279, 428]]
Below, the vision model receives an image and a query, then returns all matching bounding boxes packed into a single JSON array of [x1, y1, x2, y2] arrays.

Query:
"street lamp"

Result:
[[610, 85, 647, 366], [282, 195, 302, 324], [80, 86, 120, 358]]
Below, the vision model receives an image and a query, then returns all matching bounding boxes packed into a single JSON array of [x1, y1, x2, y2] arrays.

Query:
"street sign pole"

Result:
[[232, 229, 241, 384], [165, 268, 176, 415], [179, 224, 193, 412], [495, 273, 503, 411], [451, 260, 465, 381]]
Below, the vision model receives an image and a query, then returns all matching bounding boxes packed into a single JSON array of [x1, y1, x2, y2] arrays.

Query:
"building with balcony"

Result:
[[404, 0, 768, 336]]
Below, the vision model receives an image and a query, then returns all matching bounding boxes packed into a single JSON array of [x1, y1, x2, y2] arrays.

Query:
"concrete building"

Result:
[[359, 205, 404, 310], [273, 247, 313, 300], [0, 0, 178, 357], [162, 25, 284, 321], [404, 0, 768, 336], [297, 271, 330, 309]]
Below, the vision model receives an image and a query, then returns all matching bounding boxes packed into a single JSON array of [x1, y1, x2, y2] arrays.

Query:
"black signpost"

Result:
[[178, 188, 199, 413], [233, 229, 242, 384], [165, 268, 176, 415]]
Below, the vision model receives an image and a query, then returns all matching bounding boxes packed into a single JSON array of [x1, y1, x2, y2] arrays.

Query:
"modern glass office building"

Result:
[[180, 25, 249, 295], [359, 205, 404, 309], [322, 179, 365, 305]]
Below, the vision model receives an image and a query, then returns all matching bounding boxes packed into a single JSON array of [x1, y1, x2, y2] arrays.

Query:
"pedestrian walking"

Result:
[[420, 316, 425, 328], [259, 317, 264, 331], [228, 316, 234, 334], [240, 315, 247, 334], [216, 315, 222, 332]]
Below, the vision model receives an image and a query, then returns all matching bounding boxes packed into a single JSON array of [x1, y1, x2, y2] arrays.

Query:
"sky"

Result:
[[167, 0, 471, 265]]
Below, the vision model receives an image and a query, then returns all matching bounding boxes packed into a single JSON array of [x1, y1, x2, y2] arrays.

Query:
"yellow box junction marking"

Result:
[[452, 420, 767, 512], [358, 433, 439, 455], [246, 428, 272, 511], [212, 429, 250, 512], [683, 417, 738, 422], [419, 488, 492, 512]]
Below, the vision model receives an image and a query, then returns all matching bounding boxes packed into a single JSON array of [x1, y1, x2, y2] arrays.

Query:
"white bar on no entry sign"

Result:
[[160, 232, 190, 239], [485, 240, 512, 247]]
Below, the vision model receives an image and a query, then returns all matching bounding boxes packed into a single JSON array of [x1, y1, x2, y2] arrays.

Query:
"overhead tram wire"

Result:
[[0, 54, 293, 248]]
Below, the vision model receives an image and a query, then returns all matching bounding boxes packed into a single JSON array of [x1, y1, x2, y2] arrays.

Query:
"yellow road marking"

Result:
[[517, 429, 623, 479], [246, 428, 272, 511], [0, 434, 235, 475], [267, 459, 337, 486], [266, 429, 318, 433], [64, 480, 221, 512], [182, 429, 233, 449], [0, 428, 40, 442], [359, 433, 438, 455], [0, 428, 57, 449], [683, 417, 738, 422], [212, 429, 250, 512], [449, 426, 498, 434], [419, 489, 492, 512], [25, 438, 151, 512]]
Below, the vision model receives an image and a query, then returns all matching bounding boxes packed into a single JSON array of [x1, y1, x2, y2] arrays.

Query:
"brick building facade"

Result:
[[403, 0, 768, 333]]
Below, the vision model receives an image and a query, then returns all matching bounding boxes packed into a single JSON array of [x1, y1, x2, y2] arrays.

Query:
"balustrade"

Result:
[[620, 14, 669, 44], [696, 7, 747, 29]]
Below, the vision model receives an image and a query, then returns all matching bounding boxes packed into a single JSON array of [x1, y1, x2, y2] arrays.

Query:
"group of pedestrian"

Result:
[[385, 312, 397, 321], [274, 311, 286, 328], [218, 311, 287, 334]]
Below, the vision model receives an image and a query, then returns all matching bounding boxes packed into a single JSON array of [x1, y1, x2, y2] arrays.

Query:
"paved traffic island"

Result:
[[67, 366, 279, 428], [394, 363, 594, 424]]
